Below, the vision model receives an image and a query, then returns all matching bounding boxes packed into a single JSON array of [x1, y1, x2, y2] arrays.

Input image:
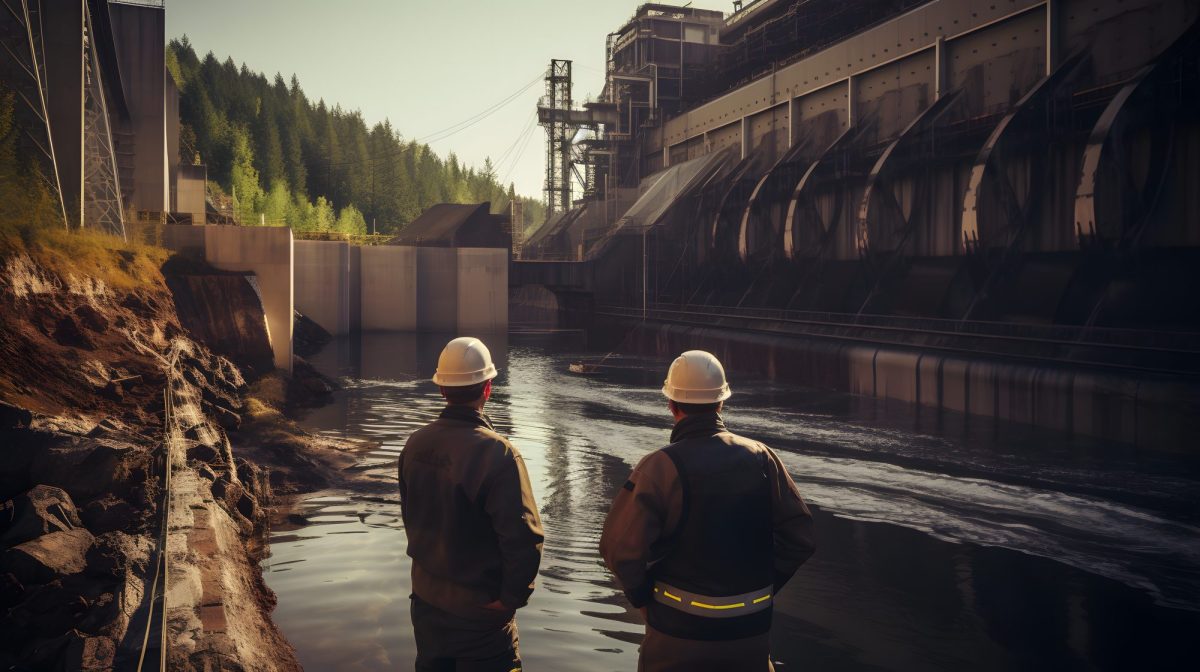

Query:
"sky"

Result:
[[166, 0, 733, 202]]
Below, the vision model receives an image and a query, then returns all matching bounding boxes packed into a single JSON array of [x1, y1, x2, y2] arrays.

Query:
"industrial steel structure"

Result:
[[524, 0, 1200, 333], [0, 0, 200, 237]]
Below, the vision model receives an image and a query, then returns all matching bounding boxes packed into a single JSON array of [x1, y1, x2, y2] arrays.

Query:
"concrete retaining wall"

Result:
[[417, 248, 459, 332], [203, 226, 294, 372], [621, 320, 1200, 452], [163, 225, 508, 366], [456, 248, 508, 333], [294, 240, 351, 335], [360, 246, 417, 332]]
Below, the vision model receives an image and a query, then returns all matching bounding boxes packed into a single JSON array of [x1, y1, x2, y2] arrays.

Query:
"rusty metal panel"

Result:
[[655, 0, 1046, 151], [946, 7, 1046, 113]]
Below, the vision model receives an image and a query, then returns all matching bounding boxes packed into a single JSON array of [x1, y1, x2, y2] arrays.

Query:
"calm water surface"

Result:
[[265, 333, 1200, 671]]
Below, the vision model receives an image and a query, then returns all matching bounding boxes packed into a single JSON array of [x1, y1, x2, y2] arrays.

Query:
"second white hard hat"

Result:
[[431, 337, 498, 386], [662, 350, 732, 403]]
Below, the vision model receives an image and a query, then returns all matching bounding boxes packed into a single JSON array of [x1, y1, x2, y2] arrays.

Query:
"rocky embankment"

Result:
[[0, 243, 362, 671]]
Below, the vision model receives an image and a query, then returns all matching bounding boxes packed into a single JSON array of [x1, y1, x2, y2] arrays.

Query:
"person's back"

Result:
[[600, 350, 815, 672], [398, 337, 543, 671]]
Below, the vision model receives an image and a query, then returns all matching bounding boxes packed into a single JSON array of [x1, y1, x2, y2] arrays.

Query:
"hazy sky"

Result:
[[166, 0, 732, 201]]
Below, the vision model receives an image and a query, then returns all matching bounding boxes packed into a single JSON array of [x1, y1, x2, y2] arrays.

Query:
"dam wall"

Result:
[[609, 315, 1199, 452], [165, 226, 507, 370]]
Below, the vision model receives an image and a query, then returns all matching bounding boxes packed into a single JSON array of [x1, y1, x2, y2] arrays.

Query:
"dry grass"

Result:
[[0, 217, 169, 290]]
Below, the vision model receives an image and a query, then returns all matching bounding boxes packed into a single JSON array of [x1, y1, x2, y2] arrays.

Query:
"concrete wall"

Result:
[[360, 246, 417, 332], [294, 240, 351, 335], [109, 2, 168, 213], [43, 0, 85, 225], [417, 248, 459, 332], [176, 164, 206, 225], [456, 248, 508, 333], [162, 224, 205, 256], [202, 226, 294, 372], [619, 319, 1200, 452], [162, 225, 505, 366]]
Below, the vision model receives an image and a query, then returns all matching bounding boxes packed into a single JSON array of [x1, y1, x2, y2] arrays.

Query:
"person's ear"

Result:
[[482, 379, 493, 403], [439, 386, 448, 400]]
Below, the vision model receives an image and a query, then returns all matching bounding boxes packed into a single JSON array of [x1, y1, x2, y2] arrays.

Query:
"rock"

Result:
[[0, 572, 24, 608], [195, 462, 218, 481], [203, 400, 242, 431], [0, 485, 84, 547], [187, 442, 221, 465], [52, 315, 95, 349], [1, 529, 95, 584], [294, 310, 332, 358], [85, 532, 151, 579], [0, 400, 33, 429], [65, 632, 115, 671], [80, 496, 137, 535], [73, 304, 109, 333]]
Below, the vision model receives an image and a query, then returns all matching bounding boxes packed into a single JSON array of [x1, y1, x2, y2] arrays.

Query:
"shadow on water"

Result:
[[264, 332, 1200, 671]]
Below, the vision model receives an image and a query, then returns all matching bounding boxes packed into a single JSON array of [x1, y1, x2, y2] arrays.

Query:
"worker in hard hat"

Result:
[[398, 337, 544, 672], [600, 350, 816, 672]]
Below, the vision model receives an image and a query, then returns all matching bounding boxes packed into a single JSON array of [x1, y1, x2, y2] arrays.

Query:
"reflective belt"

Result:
[[651, 581, 773, 619]]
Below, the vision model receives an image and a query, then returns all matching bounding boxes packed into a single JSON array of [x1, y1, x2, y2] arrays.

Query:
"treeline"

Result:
[[167, 37, 544, 235]]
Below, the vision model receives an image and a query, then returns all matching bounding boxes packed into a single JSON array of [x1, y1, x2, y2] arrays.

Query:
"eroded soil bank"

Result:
[[0, 238, 367, 671]]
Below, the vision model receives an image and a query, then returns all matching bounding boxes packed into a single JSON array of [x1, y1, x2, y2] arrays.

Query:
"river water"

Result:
[[264, 332, 1200, 671]]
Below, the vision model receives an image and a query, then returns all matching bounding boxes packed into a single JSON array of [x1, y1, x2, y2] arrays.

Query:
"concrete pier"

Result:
[[203, 226, 294, 372], [360, 246, 417, 332], [295, 240, 352, 335]]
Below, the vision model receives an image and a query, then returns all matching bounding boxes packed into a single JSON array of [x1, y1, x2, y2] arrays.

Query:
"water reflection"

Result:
[[265, 333, 1200, 671]]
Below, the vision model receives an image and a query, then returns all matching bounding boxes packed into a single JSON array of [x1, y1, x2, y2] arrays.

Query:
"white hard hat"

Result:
[[662, 350, 731, 403], [431, 337, 498, 387]]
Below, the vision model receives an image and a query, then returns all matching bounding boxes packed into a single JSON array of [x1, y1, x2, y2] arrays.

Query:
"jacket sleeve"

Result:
[[599, 451, 682, 608], [484, 442, 545, 610], [764, 446, 816, 590]]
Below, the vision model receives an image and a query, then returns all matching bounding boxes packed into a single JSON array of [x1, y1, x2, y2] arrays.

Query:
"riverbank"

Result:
[[0, 228, 369, 670]]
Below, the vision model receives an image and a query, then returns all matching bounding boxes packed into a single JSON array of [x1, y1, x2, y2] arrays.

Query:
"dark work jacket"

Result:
[[600, 413, 817, 642], [398, 405, 544, 620]]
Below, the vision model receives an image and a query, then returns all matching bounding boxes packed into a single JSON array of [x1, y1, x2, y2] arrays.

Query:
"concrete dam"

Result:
[[516, 0, 1200, 450]]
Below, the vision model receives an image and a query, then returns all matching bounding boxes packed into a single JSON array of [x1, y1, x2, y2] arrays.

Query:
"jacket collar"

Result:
[[670, 412, 726, 443], [439, 404, 495, 430]]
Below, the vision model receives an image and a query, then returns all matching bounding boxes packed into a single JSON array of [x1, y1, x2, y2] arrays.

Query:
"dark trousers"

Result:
[[411, 595, 521, 672], [639, 627, 774, 672]]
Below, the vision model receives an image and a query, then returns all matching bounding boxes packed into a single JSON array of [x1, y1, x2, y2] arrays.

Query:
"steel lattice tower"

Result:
[[0, 0, 68, 227], [81, 0, 124, 238], [541, 59, 572, 220]]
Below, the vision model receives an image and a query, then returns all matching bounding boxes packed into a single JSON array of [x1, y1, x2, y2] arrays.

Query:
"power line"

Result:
[[419, 70, 546, 144], [491, 112, 538, 180], [498, 115, 540, 188], [321, 69, 546, 169]]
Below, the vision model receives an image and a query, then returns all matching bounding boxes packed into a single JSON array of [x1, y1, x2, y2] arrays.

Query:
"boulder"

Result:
[[85, 532, 152, 580], [52, 315, 95, 349], [0, 571, 23, 608], [203, 400, 242, 431], [73, 304, 110, 333], [0, 485, 84, 547], [64, 631, 116, 671], [0, 400, 33, 429], [1, 529, 95, 584], [80, 496, 137, 535]]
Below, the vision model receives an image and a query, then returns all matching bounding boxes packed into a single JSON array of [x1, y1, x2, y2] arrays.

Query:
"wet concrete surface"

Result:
[[264, 332, 1200, 671]]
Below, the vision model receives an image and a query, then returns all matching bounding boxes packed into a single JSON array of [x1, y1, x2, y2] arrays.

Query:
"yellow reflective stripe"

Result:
[[752, 594, 771, 604], [663, 590, 683, 602], [690, 600, 746, 610]]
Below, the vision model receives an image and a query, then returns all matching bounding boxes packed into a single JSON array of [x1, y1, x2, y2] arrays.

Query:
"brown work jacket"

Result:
[[599, 413, 816, 620], [399, 405, 544, 620]]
